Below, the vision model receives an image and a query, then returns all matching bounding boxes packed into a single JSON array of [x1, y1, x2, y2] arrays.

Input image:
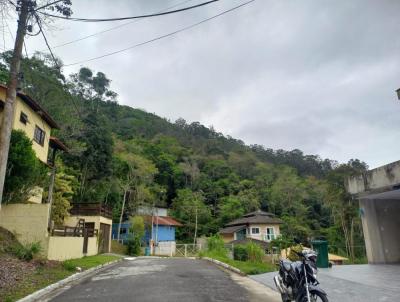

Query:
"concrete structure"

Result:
[[0, 203, 50, 254], [346, 160, 400, 264], [47, 236, 98, 260], [65, 215, 112, 253], [0, 203, 102, 260], [219, 210, 283, 243]]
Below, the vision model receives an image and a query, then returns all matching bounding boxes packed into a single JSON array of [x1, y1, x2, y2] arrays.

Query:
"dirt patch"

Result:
[[0, 255, 36, 295]]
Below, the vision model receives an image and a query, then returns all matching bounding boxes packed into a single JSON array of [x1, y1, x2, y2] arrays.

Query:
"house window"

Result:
[[251, 227, 260, 234], [266, 227, 275, 241], [119, 228, 127, 234], [34, 125, 45, 146], [19, 112, 28, 125]]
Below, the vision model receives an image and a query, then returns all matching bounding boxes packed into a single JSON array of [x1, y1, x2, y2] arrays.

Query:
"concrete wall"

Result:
[[154, 241, 176, 256], [222, 233, 234, 243], [0, 203, 50, 254], [360, 199, 400, 264], [47, 236, 97, 261], [347, 160, 400, 195]]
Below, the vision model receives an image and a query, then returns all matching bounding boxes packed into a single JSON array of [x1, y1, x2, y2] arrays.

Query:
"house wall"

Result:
[[0, 203, 50, 255], [111, 222, 131, 241], [0, 89, 52, 164], [112, 223, 176, 245], [151, 225, 175, 242], [47, 236, 97, 261], [246, 224, 281, 242], [222, 233, 234, 243], [64, 215, 112, 252]]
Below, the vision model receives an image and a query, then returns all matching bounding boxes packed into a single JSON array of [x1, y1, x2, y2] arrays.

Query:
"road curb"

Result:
[[17, 258, 122, 302], [202, 257, 247, 276]]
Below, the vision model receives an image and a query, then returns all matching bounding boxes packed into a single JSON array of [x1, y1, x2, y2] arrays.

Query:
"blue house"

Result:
[[112, 215, 182, 246]]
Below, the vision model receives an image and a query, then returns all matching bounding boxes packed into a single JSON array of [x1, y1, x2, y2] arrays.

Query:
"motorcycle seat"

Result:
[[281, 260, 292, 271]]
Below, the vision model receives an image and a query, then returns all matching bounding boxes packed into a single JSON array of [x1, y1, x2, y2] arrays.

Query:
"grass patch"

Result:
[[2, 262, 72, 302], [200, 250, 276, 275], [63, 254, 121, 271]]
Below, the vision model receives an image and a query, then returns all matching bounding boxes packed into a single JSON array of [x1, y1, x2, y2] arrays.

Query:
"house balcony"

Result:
[[70, 203, 113, 219]]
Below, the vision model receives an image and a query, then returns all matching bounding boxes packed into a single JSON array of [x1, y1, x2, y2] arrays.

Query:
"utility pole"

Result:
[[193, 206, 198, 245], [0, 0, 30, 209]]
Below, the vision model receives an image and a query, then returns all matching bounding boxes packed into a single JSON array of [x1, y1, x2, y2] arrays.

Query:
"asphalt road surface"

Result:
[[47, 257, 280, 302]]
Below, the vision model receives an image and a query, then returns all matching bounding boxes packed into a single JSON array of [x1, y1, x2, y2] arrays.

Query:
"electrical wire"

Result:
[[40, 0, 196, 51], [63, 0, 256, 67], [35, 13, 84, 119], [39, 0, 220, 22]]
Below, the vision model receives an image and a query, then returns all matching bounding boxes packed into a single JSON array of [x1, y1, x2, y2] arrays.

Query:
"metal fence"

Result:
[[175, 244, 203, 257]]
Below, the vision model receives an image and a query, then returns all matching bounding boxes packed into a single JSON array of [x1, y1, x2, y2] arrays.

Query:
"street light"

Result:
[[396, 88, 400, 100]]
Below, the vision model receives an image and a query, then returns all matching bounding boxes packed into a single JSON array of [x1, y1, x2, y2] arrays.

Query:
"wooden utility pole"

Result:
[[0, 0, 30, 209]]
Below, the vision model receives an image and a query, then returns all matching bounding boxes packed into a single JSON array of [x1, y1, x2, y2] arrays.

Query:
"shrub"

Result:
[[10, 241, 42, 261], [233, 244, 248, 261], [245, 242, 264, 263], [207, 234, 225, 252], [234, 242, 264, 263], [63, 261, 76, 271], [127, 237, 141, 256]]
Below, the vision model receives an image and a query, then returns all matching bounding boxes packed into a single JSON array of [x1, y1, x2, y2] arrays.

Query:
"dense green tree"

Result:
[[4, 130, 47, 204]]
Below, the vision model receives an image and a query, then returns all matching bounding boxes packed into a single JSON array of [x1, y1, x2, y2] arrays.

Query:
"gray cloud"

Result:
[[2, 0, 400, 168]]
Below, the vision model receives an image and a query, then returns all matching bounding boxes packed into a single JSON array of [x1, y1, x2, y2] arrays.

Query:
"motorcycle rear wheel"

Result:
[[306, 291, 328, 302]]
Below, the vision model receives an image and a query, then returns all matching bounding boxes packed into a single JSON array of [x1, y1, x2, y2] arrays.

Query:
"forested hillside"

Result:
[[0, 52, 367, 260]]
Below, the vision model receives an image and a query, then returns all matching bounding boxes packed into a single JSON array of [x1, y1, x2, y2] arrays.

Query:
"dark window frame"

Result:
[[251, 227, 260, 234], [19, 111, 28, 125], [34, 125, 46, 146]]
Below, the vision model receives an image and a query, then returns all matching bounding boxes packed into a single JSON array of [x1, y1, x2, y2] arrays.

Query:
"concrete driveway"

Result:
[[250, 264, 400, 302], [46, 257, 280, 302]]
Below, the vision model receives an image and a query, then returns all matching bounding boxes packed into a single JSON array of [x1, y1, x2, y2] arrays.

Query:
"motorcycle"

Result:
[[273, 249, 328, 302]]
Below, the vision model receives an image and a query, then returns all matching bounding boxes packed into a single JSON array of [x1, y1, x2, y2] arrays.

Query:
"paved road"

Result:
[[250, 264, 400, 302], [48, 258, 280, 302]]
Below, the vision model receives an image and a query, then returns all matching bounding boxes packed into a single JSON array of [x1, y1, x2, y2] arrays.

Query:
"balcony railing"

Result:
[[52, 226, 98, 237], [70, 203, 113, 219]]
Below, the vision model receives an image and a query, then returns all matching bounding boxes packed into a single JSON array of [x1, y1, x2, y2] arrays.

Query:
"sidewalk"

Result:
[[250, 264, 400, 302]]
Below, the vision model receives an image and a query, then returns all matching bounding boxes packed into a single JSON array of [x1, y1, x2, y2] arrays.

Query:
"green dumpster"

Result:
[[311, 240, 329, 268]]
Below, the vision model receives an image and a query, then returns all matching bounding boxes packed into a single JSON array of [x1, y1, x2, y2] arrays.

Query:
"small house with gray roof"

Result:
[[219, 210, 283, 243]]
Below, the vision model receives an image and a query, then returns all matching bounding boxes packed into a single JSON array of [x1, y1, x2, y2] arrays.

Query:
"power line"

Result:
[[64, 0, 256, 67], [39, 0, 220, 22], [34, 13, 83, 120], [39, 0, 196, 51]]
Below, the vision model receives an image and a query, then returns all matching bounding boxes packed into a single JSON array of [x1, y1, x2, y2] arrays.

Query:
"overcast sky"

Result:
[[2, 0, 400, 168]]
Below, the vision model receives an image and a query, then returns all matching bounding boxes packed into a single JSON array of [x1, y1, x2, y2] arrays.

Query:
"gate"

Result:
[[99, 223, 111, 253], [175, 244, 202, 257]]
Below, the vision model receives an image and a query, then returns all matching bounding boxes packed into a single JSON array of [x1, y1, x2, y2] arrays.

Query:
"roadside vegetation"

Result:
[[0, 227, 120, 302], [199, 235, 275, 275]]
